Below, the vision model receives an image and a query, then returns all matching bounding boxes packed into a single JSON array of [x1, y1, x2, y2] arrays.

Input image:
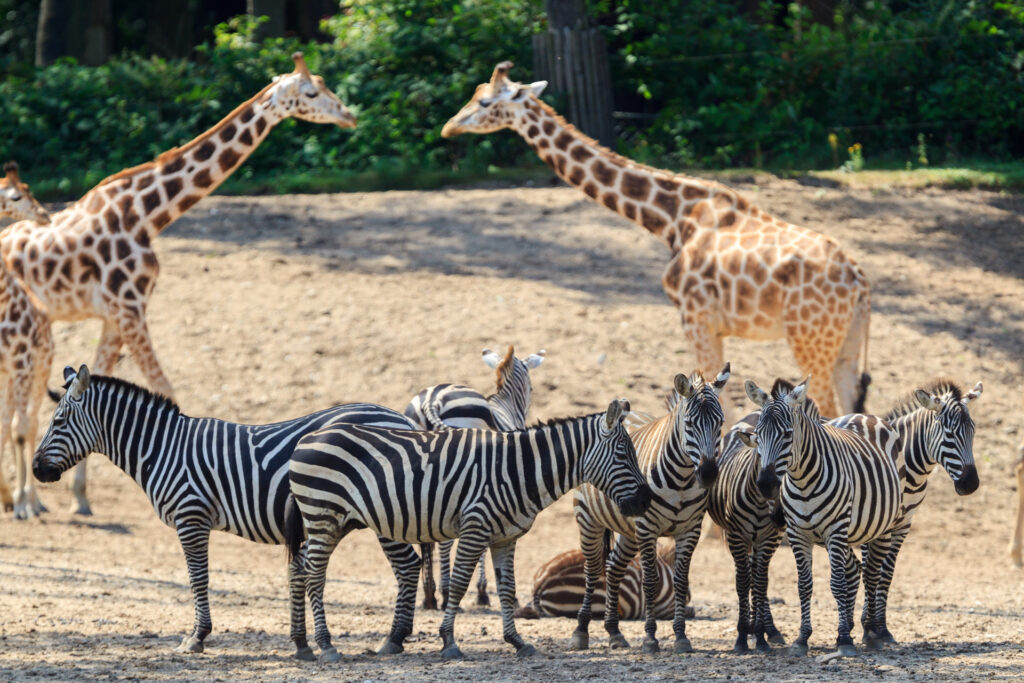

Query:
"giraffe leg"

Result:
[[112, 309, 174, 399], [11, 377, 43, 519], [2, 383, 24, 519], [1010, 444, 1024, 567], [21, 341, 50, 517], [785, 321, 841, 418]]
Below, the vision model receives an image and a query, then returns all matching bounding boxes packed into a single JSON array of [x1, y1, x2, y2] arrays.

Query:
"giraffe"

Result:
[[0, 52, 356, 515], [0, 163, 54, 519], [442, 62, 871, 419], [1, 161, 50, 225]]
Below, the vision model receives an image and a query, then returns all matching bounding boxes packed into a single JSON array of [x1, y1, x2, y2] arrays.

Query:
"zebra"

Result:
[[405, 345, 544, 610], [830, 378, 981, 647], [569, 365, 729, 655], [740, 377, 902, 657], [287, 399, 653, 661], [514, 539, 677, 620], [30, 364, 417, 658]]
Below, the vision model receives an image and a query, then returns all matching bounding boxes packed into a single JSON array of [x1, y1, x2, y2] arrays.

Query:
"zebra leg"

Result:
[[377, 539, 422, 655], [491, 540, 535, 656], [638, 534, 661, 654], [569, 523, 606, 650], [174, 523, 212, 654], [788, 529, 814, 656], [439, 539, 454, 610], [753, 531, 785, 650], [288, 546, 314, 660], [303, 528, 344, 663], [603, 534, 638, 649], [439, 528, 489, 660], [859, 539, 884, 645], [868, 530, 905, 647], [843, 548, 861, 645], [420, 543, 439, 610], [476, 555, 490, 606], [825, 529, 857, 657], [671, 526, 701, 654], [726, 531, 752, 654]]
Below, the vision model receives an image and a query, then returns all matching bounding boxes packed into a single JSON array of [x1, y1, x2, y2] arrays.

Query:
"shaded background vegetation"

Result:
[[1, 0, 1022, 199]]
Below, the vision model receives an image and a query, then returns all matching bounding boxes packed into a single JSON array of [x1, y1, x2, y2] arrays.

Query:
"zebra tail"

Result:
[[284, 494, 305, 562], [601, 528, 613, 574]]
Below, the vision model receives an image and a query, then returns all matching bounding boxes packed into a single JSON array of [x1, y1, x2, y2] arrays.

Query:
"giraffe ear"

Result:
[[525, 349, 545, 370], [745, 380, 768, 407], [513, 81, 547, 99], [3, 161, 18, 182]]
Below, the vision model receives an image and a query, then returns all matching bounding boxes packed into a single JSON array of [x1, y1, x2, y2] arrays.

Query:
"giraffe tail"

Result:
[[853, 289, 871, 413]]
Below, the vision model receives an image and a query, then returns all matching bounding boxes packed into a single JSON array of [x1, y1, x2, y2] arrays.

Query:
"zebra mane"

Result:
[[884, 378, 964, 421], [89, 374, 182, 417], [492, 345, 516, 392], [770, 378, 795, 399]]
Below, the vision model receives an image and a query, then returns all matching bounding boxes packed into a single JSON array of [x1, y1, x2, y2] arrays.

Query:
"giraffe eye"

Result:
[[304, 91, 317, 98], [10, 195, 21, 201], [479, 98, 493, 108]]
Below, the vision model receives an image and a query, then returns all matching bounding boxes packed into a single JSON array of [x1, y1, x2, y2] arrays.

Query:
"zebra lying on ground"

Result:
[[514, 539, 679, 620], [31, 364, 416, 658], [570, 366, 729, 655], [707, 409, 791, 653], [405, 345, 544, 610], [740, 378, 902, 657], [287, 399, 652, 661], [831, 378, 981, 646]]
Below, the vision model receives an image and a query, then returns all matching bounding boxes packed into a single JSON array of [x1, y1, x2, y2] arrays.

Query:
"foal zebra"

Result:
[[831, 378, 981, 646], [405, 345, 544, 610], [742, 378, 902, 657], [288, 399, 652, 660], [31, 364, 415, 657], [570, 366, 729, 655]]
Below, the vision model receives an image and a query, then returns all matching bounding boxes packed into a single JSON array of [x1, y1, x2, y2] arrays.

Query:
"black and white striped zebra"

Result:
[[706, 408, 794, 653], [31, 364, 416, 658], [287, 399, 652, 660], [405, 346, 544, 610], [741, 378, 902, 657], [830, 378, 981, 647], [569, 365, 729, 655]]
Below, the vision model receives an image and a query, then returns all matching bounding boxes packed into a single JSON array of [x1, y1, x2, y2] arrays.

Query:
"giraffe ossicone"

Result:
[[443, 61, 872, 419], [0, 52, 357, 515], [0, 161, 50, 225]]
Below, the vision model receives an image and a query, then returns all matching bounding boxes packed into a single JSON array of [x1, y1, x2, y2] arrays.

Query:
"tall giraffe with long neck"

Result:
[[0, 53, 356, 514], [443, 62, 871, 419]]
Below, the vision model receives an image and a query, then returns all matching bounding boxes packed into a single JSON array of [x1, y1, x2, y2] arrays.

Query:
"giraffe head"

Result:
[[0, 161, 50, 224], [441, 61, 547, 137], [265, 52, 357, 129]]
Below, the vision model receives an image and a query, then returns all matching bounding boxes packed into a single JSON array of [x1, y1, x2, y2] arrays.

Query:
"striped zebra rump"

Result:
[[516, 541, 676, 620]]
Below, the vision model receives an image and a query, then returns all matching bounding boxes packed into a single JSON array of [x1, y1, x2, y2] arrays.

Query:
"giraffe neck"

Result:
[[73, 81, 291, 240], [510, 97, 751, 252]]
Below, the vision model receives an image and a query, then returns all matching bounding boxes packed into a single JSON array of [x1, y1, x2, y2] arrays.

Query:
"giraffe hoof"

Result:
[[567, 631, 589, 651], [641, 637, 660, 654], [440, 644, 464, 660], [70, 501, 93, 516], [422, 599, 440, 611], [673, 637, 692, 654], [294, 646, 315, 661], [377, 639, 404, 655], [174, 635, 204, 654], [607, 633, 630, 649], [319, 646, 341, 663], [515, 643, 537, 658]]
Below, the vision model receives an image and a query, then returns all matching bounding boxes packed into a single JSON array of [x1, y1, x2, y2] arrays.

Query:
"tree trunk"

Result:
[[35, 0, 68, 66], [36, 0, 111, 66]]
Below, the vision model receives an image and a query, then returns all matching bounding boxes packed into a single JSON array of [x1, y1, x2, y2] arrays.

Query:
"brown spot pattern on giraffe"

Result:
[[602, 194, 618, 211], [592, 160, 618, 186], [542, 120, 555, 136], [583, 182, 599, 199], [152, 212, 171, 230], [238, 129, 254, 146], [568, 167, 585, 186], [640, 207, 666, 232], [683, 185, 709, 200], [653, 192, 680, 218], [621, 173, 651, 201], [194, 141, 216, 162], [163, 178, 183, 200], [553, 132, 574, 151], [142, 191, 160, 214], [570, 146, 594, 162], [218, 148, 241, 173]]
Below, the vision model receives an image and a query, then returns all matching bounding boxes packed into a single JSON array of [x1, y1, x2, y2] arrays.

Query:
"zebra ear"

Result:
[[62, 365, 77, 384], [68, 364, 91, 399], [525, 349, 546, 369], [745, 380, 768, 407], [605, 399, 626, 429], [737, 430, 757, 449], [786, 378, 809, 408], [914, 389, 942, 412], [712, 362, 731, 394], [481, 348, 502, 369], [674, 373, 694, 399], [963, 381, 983, 404]]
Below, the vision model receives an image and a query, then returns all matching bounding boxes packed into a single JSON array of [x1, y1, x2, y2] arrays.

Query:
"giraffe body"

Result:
[[0, 53, 356, 514], [443, 63, 871, 418], [0, 162, 54, 519]]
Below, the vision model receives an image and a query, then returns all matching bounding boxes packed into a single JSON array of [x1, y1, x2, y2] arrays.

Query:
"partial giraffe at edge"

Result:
[[0, 52, 357, 516], [442, 61, 871, 421]]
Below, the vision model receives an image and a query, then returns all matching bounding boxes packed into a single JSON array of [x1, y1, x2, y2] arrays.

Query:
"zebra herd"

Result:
[[29, 344, 983, 662]]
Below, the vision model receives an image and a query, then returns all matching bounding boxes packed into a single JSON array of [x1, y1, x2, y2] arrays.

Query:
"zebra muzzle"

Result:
[[697, 458, 719, 488], [32, 457, 62, 483], [756, 469, 780, 500], [954, 465, 979, 495]]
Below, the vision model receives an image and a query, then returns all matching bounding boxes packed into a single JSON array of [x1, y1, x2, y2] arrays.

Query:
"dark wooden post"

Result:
[[532, 0, 614, 146]]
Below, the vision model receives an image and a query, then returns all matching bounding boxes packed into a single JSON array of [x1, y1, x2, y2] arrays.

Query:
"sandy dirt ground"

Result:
[[1, 177, 1023, 681]]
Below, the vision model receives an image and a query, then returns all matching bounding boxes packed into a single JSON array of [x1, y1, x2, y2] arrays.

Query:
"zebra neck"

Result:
[[652, 411, 693, 487], [94, 394, 185, 484], [891, 411, 940, 484], [488, 392, 525, 431], [503, 417, 591, 515], [786, 407, 823, 484]]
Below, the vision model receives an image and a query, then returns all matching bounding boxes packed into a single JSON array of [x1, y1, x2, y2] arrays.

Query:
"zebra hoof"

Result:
[[440, 644, 465, 660], [567, 631, 589, 651], [607, 633, 630, 649], [516, 643, 537, 658], [294, 646, 315, 661], [319, 646, 341, 663], [837, 643, 858, 657], [788, 642, 808, 657], [641, 637, 660, 654], [754, 637, 772, 654], [733, 635, 751, 654], [767, 631, 786, 646], [377, 639, 404, 655], [174, 636, 204, 654], [673, 637, 693, 654]]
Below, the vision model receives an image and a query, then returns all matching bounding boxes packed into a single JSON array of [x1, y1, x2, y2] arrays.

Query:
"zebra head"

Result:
[[743, 378, 809, 500], [672, 363, 730, 488], [32, 365, 98, 483], [482, 345, 545, 429], [585, 399, 652, 517], [914, 380, 982, 495]]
